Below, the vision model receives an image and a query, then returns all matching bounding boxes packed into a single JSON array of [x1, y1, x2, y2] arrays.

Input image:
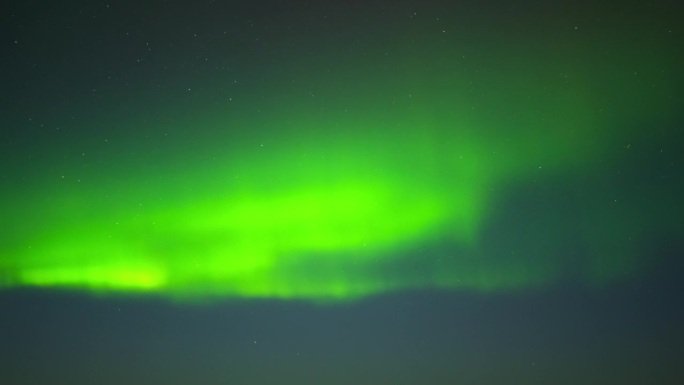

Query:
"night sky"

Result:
[[1, 1, 683, 384]]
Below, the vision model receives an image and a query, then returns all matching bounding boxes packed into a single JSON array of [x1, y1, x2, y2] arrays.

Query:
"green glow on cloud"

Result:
[[1, 18, 681, 302]]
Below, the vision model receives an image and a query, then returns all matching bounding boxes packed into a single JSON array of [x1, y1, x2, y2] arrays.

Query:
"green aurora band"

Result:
[[1, 21, 681, 302]]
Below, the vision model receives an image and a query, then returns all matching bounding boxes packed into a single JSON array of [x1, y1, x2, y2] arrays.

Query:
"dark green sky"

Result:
[[1, 1, 683, 383]]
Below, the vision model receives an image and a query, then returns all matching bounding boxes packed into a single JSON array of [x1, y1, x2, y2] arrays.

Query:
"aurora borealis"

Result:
[[1, 1, 683, 384], [2, 0, 681, 302]]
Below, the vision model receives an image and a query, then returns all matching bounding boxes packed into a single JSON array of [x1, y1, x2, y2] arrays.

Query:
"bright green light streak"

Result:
[[2, 131, 493, 301], [1, 30, 680, 302]]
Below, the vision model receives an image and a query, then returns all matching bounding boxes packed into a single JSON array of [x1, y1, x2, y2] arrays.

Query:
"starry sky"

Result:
[[1, 1, 683, 384]]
